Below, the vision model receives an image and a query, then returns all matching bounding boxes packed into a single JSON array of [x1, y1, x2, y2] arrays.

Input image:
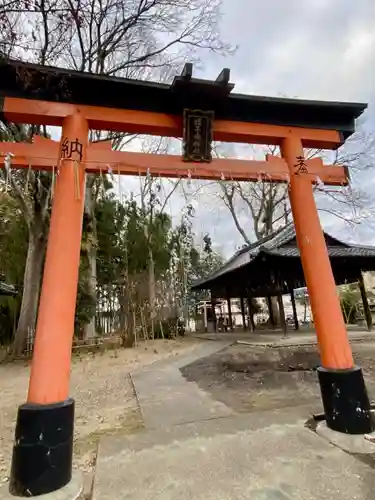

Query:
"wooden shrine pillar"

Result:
[[277, 293, 287, 337], [10, 113, 89, 496], [358, 273, 372, 332], [266, 296, 276, 328], [240, 297, 247, 330], [281, 136, 372, 435], [227, 296, 233, 330], [290, 287, 299, 330], [211, 293, 217, 332], [248, 297, 256, 332], [203, 301, 208, 332]]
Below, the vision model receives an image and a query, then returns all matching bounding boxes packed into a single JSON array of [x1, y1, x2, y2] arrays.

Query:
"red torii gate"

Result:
[[0, 59, 372, 498]]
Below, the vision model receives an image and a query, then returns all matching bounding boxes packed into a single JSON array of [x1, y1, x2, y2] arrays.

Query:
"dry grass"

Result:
[[0, 337, 200, 494]]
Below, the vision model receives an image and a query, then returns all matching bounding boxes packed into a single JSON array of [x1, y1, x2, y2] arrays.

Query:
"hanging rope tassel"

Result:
[[25, 164, 31, 194], [51, 164, 55, 200], [187, 169, 192, 188], [5, 167, 9, 193], [99, 167, 105, 199], [117, 165, 121, 204], [4, 153, 12, 193], [74, 160, 81, 200]]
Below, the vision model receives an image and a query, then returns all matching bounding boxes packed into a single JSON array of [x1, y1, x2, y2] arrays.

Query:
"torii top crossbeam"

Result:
[[0, 59, 361, 184], [0, 59, 366, 149]]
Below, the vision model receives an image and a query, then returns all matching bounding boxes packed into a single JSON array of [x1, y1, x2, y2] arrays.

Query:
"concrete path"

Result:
[[93, 339, 375, 499], [130, 340, 234, 429], [93, 409, 375, 500]]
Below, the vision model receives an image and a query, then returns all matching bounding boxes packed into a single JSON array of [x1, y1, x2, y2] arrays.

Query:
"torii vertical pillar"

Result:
[[281, 136, 373, 435], [10, 113, 88, 496]]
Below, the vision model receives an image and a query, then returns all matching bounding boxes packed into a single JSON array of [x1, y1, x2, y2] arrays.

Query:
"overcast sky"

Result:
[[167, 0, 375, 257], [201, 0, 375, 105]]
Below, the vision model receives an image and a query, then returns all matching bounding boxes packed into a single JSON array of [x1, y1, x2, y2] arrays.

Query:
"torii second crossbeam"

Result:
[[0, 136, 349, 185]]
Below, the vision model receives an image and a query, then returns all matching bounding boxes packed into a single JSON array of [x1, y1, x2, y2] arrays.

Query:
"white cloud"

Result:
[[201, 0, 375, 103]]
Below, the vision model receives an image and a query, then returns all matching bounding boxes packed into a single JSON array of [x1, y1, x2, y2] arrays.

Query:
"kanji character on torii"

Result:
[[0, 58, 372, 498]]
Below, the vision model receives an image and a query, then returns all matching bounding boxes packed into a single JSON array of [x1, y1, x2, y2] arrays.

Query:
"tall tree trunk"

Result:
[[84, 236, 97, 339], [84, 180, 97, 339], [13, 232, 46, 357], [270, 296, 280, 326], [180, 246, 189, 330], [119, 289, 134, 347], [148, 245, 156, 338]]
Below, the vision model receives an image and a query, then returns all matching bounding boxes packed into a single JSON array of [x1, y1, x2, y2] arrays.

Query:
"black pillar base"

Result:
[[318, 366, 374, 435], [10, 398, 75, 497]]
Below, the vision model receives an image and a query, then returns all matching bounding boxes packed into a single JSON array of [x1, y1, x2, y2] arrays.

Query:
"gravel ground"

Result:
[[181, 342, 375, 414], [0, 337, 200, 497]]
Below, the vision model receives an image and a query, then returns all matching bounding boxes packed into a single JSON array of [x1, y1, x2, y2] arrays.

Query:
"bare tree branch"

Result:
[[1, 157, 33, 227], [219, 182, 251, 245]]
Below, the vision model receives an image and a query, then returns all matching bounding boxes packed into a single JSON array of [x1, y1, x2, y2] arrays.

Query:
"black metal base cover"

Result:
[[318, 366, 374, 435], [10, 398, 75, 497]]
